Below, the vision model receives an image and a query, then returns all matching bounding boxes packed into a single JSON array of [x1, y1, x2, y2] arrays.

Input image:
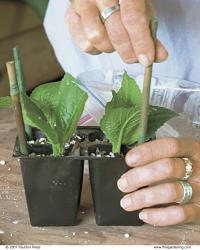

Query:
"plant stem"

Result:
[[138, 18, 158, 144], [13, 47, 32, 140], [6, 61, 28, 156], [52, 143, 62, 156]]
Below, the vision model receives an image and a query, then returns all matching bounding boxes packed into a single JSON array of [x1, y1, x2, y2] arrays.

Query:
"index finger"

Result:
[[125, 137, 200, 167], [120, 0, 155, 66]]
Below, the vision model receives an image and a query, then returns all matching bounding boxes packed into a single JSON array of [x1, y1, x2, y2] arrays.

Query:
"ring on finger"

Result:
[[176, 180, 193, 205], [100, 4, 120, 24], [182, 157, 193, 180]]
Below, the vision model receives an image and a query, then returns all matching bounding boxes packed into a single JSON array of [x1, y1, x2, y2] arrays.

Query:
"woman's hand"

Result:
[[65, 0, 168, 66], [117, 137, 200, 226]]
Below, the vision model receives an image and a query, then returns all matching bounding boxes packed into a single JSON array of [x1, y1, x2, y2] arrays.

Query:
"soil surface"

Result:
[[0, 108, 200, 245]]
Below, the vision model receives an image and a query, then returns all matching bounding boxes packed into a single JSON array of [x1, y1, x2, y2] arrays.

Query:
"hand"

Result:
[[65, 0, 168, 66], [117, 137, 200, 226]]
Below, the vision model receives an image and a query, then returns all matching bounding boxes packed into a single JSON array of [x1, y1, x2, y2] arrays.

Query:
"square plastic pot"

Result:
[[15, 142, 84, 226], [13, 127, 103, 227], [88, 144, 144, 226]]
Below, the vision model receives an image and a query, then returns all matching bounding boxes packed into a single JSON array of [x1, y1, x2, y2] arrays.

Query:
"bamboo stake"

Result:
[[13, 47, 32, 139], [138, 18, 158, 144], [6, 61, 28, 155]]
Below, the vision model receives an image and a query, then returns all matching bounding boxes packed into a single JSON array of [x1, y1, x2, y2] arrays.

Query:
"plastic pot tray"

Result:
[[14, 127, 143, 226]]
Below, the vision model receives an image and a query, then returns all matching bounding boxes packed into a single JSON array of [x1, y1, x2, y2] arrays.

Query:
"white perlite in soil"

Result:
[[64, 143, 70, 149], [39, 138, 46, 143], [90, 148, 116, 158], [28, 140, 35, 145]]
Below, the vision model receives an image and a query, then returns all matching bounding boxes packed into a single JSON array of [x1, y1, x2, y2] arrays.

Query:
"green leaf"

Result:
[[30, 73, 88, 155], [54, 74, 88, 150], [31, 80, 60, 127], [107, 71, 142, 110], [100, 72, 178, 153], [21, 92, 60, 154], [0, 96, 12, 109], [146, 106, 178, 141], [100, 106, 140, 153]]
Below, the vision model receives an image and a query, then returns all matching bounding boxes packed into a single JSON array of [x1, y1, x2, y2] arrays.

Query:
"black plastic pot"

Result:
[[88, 143, 144, 226], [13, 127, 105, 227], [14, 141, 84, 226]]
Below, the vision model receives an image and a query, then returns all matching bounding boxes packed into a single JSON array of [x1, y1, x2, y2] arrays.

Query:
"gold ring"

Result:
[[182, 157, 193, 180]]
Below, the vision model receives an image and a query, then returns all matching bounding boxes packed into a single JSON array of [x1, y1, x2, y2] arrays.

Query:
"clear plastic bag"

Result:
[[77, 70, 200, 131]]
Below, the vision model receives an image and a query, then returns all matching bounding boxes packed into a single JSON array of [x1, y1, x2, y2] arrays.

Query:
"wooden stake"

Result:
[[13, 47, 32, 139], [138, 18, 158, 144], [6, 61, 28, 156]]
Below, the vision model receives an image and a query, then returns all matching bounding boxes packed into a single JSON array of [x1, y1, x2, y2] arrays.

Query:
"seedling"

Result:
[[100, 72, 178, 153], [21, 73, 88, 155], [1, 73, 88, 156]]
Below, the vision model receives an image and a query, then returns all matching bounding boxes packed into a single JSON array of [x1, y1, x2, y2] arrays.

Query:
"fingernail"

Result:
[[120, 196, 132, 209], [155, 58, 165, 63], [117, 178, 128, 191], [139, 212, 148, 221], [125, 58, 138, 64], [126, 153, 140, 166], [138, 54, 150, 67]]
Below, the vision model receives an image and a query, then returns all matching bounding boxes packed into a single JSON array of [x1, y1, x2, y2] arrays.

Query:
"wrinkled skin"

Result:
[[118, 137, 200, 226], [65, 0, 168, 65]]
